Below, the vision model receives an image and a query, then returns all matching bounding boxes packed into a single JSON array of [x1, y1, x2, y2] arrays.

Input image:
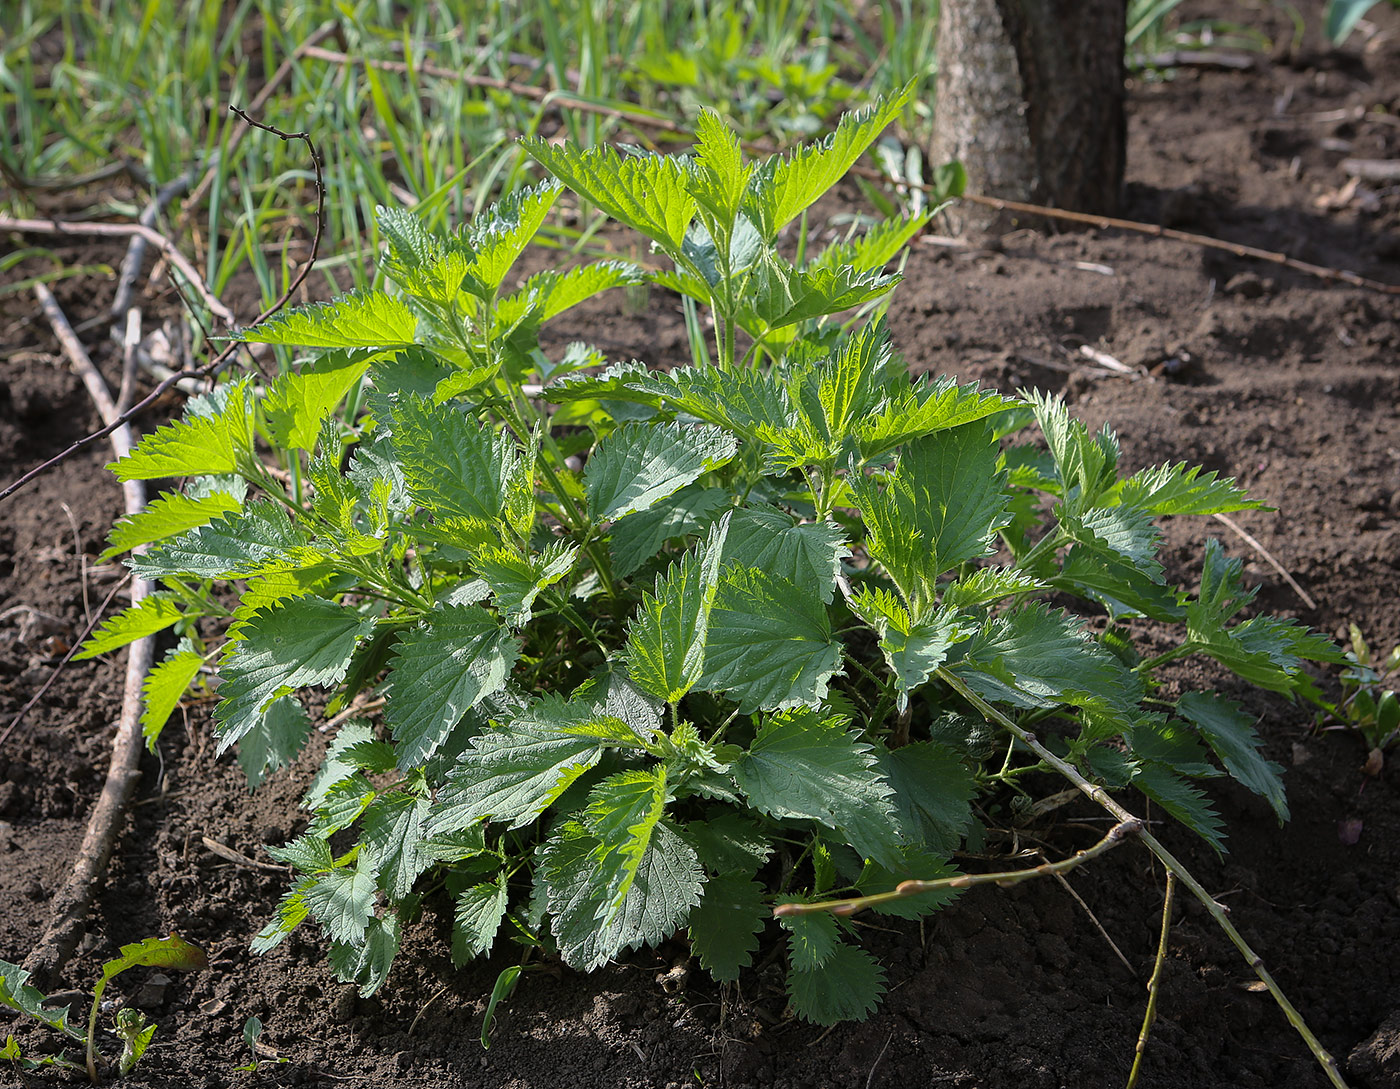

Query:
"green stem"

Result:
[[934, 666, 1350, 1089], [1126, 871, 1176, 1089]]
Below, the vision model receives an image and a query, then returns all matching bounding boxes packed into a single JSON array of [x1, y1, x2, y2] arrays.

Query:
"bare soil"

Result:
[[3, 3, 1400, 1087]]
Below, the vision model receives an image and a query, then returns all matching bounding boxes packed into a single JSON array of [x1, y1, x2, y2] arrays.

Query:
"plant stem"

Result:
[[1126, 871, 1175, 1089], [774, 819, 1141, 918], [934, 666, 1350, 1089]]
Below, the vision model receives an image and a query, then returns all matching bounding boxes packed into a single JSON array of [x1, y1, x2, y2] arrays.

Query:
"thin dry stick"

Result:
[[1211, 512, 1317, 611], [773, 819, 1142, 917], [182, 21, 339, 214], [111, 170, 198, 319], [0, 217, 234, 324], [0, 107, 326, 507], [23, 285, 155, 988], [948, 190, 1400, 297], [1045, 861, 1136, 977], [1126, 871, 1177, 1089], [933, 666, 1349, 1089]]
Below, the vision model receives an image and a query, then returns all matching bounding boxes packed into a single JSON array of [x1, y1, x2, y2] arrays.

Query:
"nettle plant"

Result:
[[85, 90, 1339, 1026]]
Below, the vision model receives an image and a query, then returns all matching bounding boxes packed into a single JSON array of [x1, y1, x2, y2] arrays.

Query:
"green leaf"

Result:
[[239, 290, 418, 349], [523, 140, 697, 255], [304, 720, 376, 809], [213, 597, 373, 756], [543, 820, 703, 971], [100, 488, 243, 562], [585, 422, 737, 524], [941, 565, 1047, 609], [951, 604, 1141, 714], [686, 812, 774, 874], [582, 767, 669, 920], [361, 792, 432, 900], [426, 698, 607, 832], [851, 589, 967, 709], [1325, 0, 1384, 43], [1123, 713, 1222, 780], [786, 942, 885, 1025], [452, 874, 509, 966], [1052, 544, 1186, 622], [744, 89, 911, 241], [735, 709, 902, 868], [383, 604, 520, 769], [807, 210, 933, 276], [687, 873, 766, 983], [0, 960, 84, 1040], [467, 180, 562, 294], [251, 877, 314, 953], [721, 505, 850, 604], [304, 858, 378, 945], [391, 395, 518, 524], [496, 260, 647, 331], [1024, 389, 1119, 513], [140, 640, 204, 749], [609, 484, 729, 578], [698, 564, 842, 714], [853, 423, 1009, 616], [780, 910, 839, 971], [689, 109, 752, 227], [624, 514, 730, 703], [856, 375, 1011, 460], [746, 251, 898, 330], [74, 593, 197, 660], [263, 350, 374, 452], [877, 742, 977, 856], [1133, 762, 1227, 855], [1178, 692, 1288, 822], [235, 694, 312, 786], [108, 380, 252, 481], [328, 912, 400, 997], [1103, 461, 1268, 516], [128, 499, 309, 581], [475, 541, 578, 626]]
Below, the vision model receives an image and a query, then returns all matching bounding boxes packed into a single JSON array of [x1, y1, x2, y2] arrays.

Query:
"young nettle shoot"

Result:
[[1, 935, 206, 1082], [89, 96, 1341, 1077]]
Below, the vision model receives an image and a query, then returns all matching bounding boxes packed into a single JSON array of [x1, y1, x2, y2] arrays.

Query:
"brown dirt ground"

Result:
[[4, 3, 1400, 1087]]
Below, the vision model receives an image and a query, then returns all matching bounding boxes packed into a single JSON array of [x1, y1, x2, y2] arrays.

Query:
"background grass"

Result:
[[1, 0, 1248, 325]]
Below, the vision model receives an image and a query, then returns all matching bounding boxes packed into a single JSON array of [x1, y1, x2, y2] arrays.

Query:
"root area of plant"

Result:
[[3, 4, 1399, 1086]]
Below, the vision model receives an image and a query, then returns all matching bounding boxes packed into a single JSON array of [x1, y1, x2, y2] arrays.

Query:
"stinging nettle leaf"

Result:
[[786, 942, 886, 1026], [585, 422, 737, 524], [383, 604, 521, 770], [100, 488, 243, 562], [263, 350, 375, 452], [108, 380, 253, 481], [735, 709, 902, 868], [698, 563, 842, 714], [719, 504, 849, 604], [239, 289, 418, 349], [391, 395, 519, 525], [687, 873, 767, 983], [624, 514, 731, 704], [75, 593, 198, 660], [140, 640, 205, 749], [213, 597, 374, 756], [1177, 691, 1289, 822], [453, 875, 509, 967], [426, 698, 608, 833]]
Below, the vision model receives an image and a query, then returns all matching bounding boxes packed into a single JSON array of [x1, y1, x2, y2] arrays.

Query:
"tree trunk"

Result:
[[931, 0, 1126, 236]]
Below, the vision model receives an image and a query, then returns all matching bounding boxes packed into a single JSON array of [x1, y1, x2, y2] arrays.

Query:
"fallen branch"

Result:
[[0, 106, 325, 507], [773, 819, 1142, 917], [1211, 512, 1317, 611], [933, 667, 1349, 1089], [22, 285, 155, 988], [110, 173, 198, 320], [0, 217, 234, 324]]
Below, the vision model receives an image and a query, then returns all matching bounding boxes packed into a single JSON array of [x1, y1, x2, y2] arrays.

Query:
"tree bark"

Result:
[[931, 0, 1127, 236]]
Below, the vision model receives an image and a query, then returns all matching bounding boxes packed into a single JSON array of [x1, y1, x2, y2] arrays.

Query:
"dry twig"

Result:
[[22, 285, 155, 987]]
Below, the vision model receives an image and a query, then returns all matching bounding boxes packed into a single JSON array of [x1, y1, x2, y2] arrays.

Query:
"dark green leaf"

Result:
[[1178, 692, 1288, 822], [687, 873, 767, 983], [786, 942, 885, 1025]]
